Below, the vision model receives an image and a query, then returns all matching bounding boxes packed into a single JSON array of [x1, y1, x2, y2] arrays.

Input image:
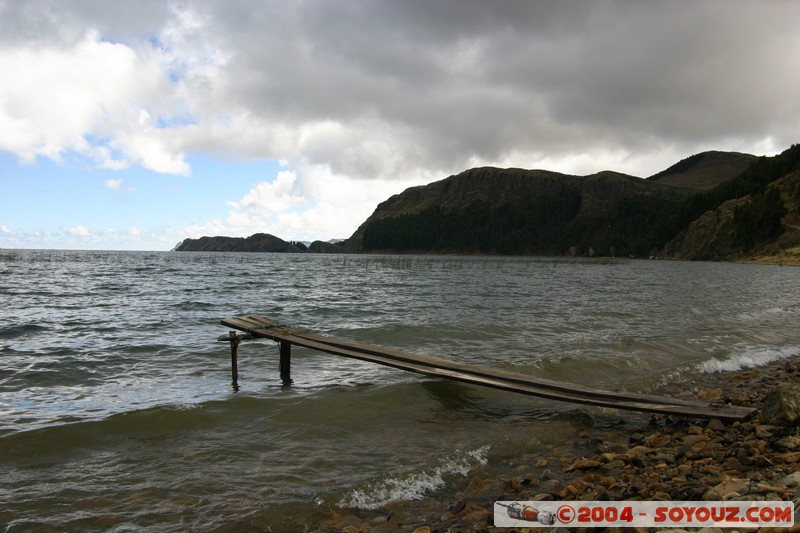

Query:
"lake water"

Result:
[[1, 250, 799, 531]]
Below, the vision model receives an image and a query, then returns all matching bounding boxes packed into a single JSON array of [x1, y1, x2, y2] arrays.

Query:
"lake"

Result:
[[1, 250, 798, 531]]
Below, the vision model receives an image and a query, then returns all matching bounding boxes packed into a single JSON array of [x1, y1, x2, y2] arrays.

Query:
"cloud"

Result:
[[105, 178, 123, 190], [0, 3, 216, 175], [4, 0, 799, 181], [68, 224, 91, 237], [2, 0, 800, 248], [228, 170, 305, 216], [187, 161, 420, 242], [188, 0, 800, 177]]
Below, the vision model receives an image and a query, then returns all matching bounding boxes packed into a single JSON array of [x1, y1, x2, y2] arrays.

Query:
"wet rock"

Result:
[[721, 457, 742, 471], [682, 434, 709, 445], [762, 384, 800, 426], [629, 432, 646, 444], [598, 475, 617, 488], [456, 502, 490, 523], [558, 479, 587, 499], [703, 478, 748, 501], [749, 483, 790, 496], [644, 433, 670, 447], [772, 451, 800, 464], [506, 475, 539, 490], [754, 424, 776, 438], [625, 445, 650, 459], [652, 452, 676, 464], [537, 479, 564, 495], [780, 471, 800, 487], [411, 527, 430, 533], [566, 459, 603, 472], [706, 419, 726, 432], [773, 435, 800, 451], [601, 459, 626, 472]]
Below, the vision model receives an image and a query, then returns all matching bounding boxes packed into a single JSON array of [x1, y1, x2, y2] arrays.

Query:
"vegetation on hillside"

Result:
[[361, 144, 800, 259]]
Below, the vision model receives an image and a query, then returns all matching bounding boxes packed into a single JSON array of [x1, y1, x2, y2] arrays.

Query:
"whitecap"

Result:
[[340, 445, 489, 510], [699, 344, 800, 373]]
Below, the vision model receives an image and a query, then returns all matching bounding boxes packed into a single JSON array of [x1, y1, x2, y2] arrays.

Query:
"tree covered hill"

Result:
[[342, 145, 800, 262]]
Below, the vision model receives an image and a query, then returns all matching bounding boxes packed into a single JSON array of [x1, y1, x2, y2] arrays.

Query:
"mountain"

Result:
[[647, 151, 757, 190], [175, 145, 800, 263], [174, 233, 304, 252], [659, 158, 800, 263], [342, 145, 800, 262], [342, 167, 692, 257], [307, 240, 344, 253], [173, 233, 344, 254]]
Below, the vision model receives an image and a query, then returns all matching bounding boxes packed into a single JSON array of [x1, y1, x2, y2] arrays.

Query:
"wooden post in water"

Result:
[[228, 331, 241, 391], [279, 341, 291, 383]]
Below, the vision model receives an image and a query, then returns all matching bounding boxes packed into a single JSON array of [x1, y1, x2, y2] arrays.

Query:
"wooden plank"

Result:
[[223, 316, 714, 409], [220, 315, 755, 420], [293, 326, 711, 408]]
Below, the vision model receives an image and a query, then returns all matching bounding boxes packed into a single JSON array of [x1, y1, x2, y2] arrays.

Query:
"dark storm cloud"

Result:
[[193, 0, 799, 174], [2, 0, 798, 177]]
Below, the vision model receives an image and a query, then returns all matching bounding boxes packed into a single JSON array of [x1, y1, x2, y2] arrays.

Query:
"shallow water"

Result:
[[1, 250, 799, 531]]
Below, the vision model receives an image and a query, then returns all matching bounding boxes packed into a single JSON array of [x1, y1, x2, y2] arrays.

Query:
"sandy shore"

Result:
[[315, 355, 800, 533]]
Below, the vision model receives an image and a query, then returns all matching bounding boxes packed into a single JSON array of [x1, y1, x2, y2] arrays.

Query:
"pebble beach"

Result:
[[315, 356, 800, 533]]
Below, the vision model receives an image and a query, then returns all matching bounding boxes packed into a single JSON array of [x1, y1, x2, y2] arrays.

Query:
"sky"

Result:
[[1, 1, 799, 250]]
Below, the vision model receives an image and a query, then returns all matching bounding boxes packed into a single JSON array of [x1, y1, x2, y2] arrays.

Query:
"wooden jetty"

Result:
[[219, 315, 756, 421]]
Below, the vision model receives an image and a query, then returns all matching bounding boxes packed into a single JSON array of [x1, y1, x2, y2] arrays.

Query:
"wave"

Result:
[[0, 399, 232, 459], [737, 304, 800, 322], [698, 344, 800, 373], [340, 445, 489, 510], [0, 323, 48, 339]]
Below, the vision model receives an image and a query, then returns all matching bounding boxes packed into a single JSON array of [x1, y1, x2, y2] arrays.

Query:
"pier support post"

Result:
[[279, 341, 291, 383], [228, 331, 241, 392]]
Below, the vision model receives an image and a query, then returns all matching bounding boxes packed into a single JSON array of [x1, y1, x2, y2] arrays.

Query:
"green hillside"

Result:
[[345, 145, 800, 263]]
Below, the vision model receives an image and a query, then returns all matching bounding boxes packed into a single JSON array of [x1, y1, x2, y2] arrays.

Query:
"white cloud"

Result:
[[68, 224, 91, 237], [105, 178, 123, 190], [0, 225, 13, 234], [229, 170, 305, 216], [207, 162, 421, 241], [0, 4, 225, 176]]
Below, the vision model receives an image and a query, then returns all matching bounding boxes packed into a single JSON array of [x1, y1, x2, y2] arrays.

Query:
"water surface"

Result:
[[1, 250, 798, 531]]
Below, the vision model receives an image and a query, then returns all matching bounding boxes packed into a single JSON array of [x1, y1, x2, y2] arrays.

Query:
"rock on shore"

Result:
[[315, 358, 800, 533]]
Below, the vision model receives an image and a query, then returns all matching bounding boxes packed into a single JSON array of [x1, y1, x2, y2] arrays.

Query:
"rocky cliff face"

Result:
[[661, 170, 800, 263]]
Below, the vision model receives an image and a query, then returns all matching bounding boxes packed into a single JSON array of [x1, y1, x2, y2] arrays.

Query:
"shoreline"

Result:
[[315, 355, 800, 532]]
